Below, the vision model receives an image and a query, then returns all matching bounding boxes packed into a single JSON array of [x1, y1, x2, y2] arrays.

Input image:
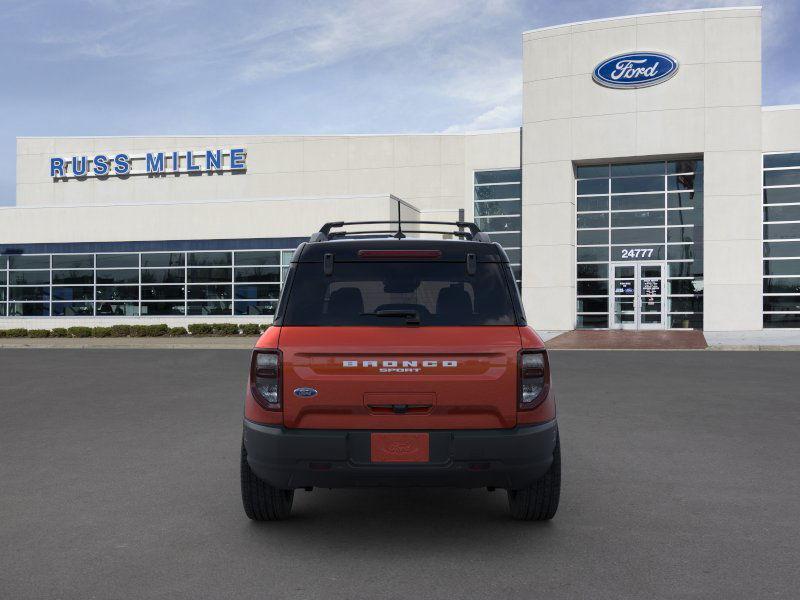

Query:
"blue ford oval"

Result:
[[293, 387, 318, 398], [593, 52, 678, 89]]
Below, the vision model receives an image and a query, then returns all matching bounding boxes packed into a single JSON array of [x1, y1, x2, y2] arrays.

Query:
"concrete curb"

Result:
[[2, 339, 799, 351], [0, 337, 259, 349], [707, 344, 800, 351]]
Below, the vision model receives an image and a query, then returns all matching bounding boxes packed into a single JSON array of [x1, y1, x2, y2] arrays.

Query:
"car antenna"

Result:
[[394, 197, 405, 239]]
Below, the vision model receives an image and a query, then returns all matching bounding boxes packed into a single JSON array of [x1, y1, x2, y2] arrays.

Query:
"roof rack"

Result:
[[309, 220, 492, 243]]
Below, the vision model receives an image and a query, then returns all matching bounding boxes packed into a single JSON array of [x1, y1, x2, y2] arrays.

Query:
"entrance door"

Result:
[[610, 262, 666, 330]]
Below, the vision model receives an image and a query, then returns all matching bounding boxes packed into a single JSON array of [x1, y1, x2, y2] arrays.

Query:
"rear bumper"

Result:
[[243, 419, 558, 490]]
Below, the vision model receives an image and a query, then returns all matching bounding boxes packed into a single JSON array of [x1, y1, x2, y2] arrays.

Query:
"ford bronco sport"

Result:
[[241, 220, 560, 521]]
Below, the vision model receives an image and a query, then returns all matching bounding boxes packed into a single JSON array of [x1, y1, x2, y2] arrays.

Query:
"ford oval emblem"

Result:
[[593, 52, 678, 89], [293, 387, 318, 398]]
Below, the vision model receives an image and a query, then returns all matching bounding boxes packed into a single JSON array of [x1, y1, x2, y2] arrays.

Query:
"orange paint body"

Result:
[[246, 325, 554, 428]]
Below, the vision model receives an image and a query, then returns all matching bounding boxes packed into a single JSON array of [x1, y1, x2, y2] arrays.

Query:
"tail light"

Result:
[[518, 349, 550, 410], [250, 349, 282, 410]]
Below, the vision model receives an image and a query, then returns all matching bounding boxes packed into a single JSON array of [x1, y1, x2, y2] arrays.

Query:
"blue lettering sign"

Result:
[[146, 152, 165, 173], [50, 158, 65, 177], [186, 150, 200, 172], [113, 153, 130, 175], [230, 148, 246, 170], [72, 156, 88, 177], [48, 148, 247, 179], [593, 52, 678, 89], [93, 154, 109, 176], [206, 149, 221, 170]]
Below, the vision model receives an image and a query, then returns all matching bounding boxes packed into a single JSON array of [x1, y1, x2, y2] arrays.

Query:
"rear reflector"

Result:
[[358, 250, 442, 259]]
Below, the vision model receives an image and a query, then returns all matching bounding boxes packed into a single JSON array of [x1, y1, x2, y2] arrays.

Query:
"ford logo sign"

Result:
[[593, 52, 678, 89], [293, 387, 318, 398]]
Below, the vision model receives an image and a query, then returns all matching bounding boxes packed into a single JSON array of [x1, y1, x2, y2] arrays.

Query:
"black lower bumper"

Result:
[[243, 420, 558, 490]]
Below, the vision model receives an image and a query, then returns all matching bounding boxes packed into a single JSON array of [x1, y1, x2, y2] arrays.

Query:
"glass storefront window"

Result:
[[576, 159, 704, 329], [764, 153, 800, 328], [475, 169, 522, 288], [0, 245, 296, 319]]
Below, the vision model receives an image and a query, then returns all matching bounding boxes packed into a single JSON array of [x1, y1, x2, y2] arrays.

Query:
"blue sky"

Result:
[[1, 0, 798, 206]]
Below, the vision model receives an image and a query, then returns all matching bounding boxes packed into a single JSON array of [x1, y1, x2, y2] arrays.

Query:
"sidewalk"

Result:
[[1, 330, 798, 350]]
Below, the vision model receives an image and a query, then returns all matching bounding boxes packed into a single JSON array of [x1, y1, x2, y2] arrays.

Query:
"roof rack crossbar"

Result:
[[329, 229, 472, 239], [312, 220, 490, 242]]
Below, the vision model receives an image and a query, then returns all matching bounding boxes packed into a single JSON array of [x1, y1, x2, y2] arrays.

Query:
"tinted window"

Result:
[[96, 269, 138, 284], [575, 165, 608, 178], [9, 271, 50, 285], [611, 176, 663, 194], [52, 254, 93, 269], [52, 270, 93, 284], [611, 162, 663, 177], [96, 254, 138, 268], [763, 188, 800, 204], [234, 251, 280, 266], [474, 170, 520, 184], [188, 252, 232, 266], [474, 200, 521, 217], [764, 170, 800, 187], [141, 253, 185, 267], [474, 184, 521, 200], [577, 197, 608, 212], [9, 255, 49, 269], [577, 179, 607, 195], [283, 262, 517, 326]]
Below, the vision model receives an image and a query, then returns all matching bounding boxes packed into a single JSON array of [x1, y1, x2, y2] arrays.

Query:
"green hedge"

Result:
[[188, 323, 213, 336], [212, 323, 239, 336], [0, 323, 269, 338], [67, 326, 93, 338], [4, 328, 28, 337]]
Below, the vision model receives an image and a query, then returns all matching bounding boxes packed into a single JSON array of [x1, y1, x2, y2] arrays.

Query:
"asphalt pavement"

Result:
[[1, 349, 798, 599]]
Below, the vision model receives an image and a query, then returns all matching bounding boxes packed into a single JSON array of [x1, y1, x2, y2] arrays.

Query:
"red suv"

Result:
[[241, 221, 560, 520]]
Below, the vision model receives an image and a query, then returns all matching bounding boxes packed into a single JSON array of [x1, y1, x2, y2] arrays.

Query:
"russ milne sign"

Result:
[[50, 148, 246, 179], [593, 52, 678, 89]]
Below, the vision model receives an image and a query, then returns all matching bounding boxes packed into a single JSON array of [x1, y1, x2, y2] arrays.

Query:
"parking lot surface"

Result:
[[1, 349, 798, 599]]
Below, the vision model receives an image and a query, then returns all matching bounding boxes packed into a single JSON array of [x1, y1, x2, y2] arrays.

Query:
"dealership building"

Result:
[[3, 6, 800, 332]]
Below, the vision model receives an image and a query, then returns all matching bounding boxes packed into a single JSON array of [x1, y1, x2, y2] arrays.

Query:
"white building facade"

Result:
[[3, 6, 800, 332]]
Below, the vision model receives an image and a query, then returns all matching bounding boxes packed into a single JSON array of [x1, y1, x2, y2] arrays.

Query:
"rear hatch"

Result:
[[280, 326, 521, 429], [276, 241, 524, 429]]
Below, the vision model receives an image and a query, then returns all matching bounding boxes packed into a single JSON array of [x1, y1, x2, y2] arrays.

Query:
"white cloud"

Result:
[[442, 103, 521, 132]]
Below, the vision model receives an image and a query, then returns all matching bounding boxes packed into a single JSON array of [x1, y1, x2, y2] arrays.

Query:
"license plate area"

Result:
[[370, 433, 430, 463]]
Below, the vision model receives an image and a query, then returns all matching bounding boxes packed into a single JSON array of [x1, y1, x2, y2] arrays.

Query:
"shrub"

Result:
[[28, 329, 51, 338], [146, 324, 169, 337], [130, 325, 148, 337], [188, 323, 213, 336], [67, 326, 92, 338], [212, 323, 240, 336], [92, 327, 113, 338], [109, 324, 132, 337], [50, 328, 69, 338], [168, 326, 188, 336], [0, 330, 5, 338], [240, 323, 261, 335], [259, 324, 270, 332], [5, 328, 28, 337]]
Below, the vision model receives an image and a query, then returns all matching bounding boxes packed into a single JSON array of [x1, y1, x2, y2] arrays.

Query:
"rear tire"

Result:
[[507, 433, 561, 521], [240, 442, 294, 521]]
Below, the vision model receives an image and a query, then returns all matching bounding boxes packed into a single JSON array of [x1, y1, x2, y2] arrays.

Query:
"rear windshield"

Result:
[[282, 262, 517, 326]]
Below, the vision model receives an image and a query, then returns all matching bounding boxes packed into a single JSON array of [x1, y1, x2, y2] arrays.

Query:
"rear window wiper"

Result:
[[361, 309, 420, 325]]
